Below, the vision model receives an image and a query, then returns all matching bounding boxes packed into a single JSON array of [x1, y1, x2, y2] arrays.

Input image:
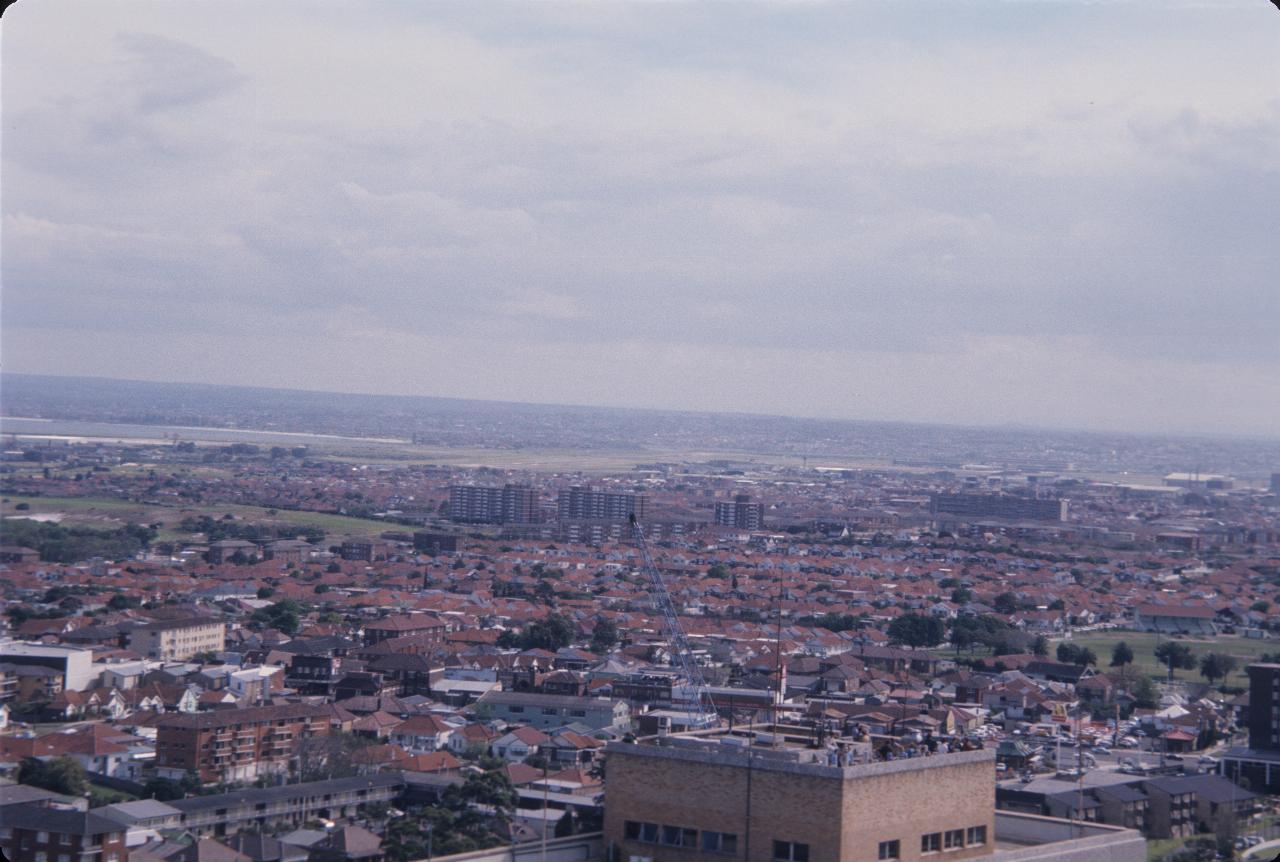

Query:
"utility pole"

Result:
[[541, 758, 549, 862]]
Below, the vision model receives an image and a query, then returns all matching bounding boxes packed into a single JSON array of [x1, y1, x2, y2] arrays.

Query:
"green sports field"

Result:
[[1054, 630, 1277, 688], [0, 494, 394, 542]]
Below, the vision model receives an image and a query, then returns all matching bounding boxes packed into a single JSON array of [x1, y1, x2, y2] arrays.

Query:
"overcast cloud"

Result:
[[2, 0, 1278, 437]]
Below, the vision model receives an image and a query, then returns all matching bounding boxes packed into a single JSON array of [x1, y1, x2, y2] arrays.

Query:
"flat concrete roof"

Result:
[[607, 735, 993, 780]]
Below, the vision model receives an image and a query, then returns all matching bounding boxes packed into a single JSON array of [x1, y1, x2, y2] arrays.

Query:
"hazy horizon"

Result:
[[5, 370, 1280, 446], [3, 1, 1278, 438]]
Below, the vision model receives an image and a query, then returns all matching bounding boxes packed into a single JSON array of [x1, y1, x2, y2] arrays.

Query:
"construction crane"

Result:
[[629, 514, 717, 729]]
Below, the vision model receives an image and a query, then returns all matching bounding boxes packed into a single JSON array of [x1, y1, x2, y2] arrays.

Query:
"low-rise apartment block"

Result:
[[0, 803, 128, 862], [156, 703, 331, 783], [125, 619, 226, 661], [476, 691, 630, 731]]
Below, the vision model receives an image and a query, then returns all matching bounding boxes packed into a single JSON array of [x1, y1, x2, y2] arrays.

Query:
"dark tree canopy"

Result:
[[1110, 641, 1135, 667], [993, 592, 1020, 615], [1199, 653, 1238, 686], [590, 618, 619, 653], [887, 613, 945, 648], [1155, 641, 1197, 679], [1056, 643, 1097, 666], [18, 756, 87, 797], [513, 614, 575, 651]]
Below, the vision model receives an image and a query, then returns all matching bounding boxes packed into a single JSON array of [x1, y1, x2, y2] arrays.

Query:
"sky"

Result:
[[2, 0, 1278, 438]]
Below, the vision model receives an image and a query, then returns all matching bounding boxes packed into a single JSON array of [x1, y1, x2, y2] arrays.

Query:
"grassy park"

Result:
[[0, 494, 395, 543], [1054, 630, 1277, 689]]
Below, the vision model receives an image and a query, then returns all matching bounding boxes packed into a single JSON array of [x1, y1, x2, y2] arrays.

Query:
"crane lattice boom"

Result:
[[629, 514, 716, 729]]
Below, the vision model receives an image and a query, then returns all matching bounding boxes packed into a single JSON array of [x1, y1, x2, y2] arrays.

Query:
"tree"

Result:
[[1154, 641, 1197, 680], [950, 622, 976, 654], [257, 586, 275, 599], [949, 615, 1021, 654], [445, 770, 517, 817], [590, 618, 619, 653], [1131, 675, 1159, 709], [1110, 641, 1135, 668], [1251, 600, 1270, 614], [950, 587, 973, 605], [993, 592, 1019, 615], [1199, 653, 1238, 687], [1056, 643, 1097, 666], [1031, 636, 1050, 657], [251, 599, 302, 635], [887, 613, 945, 648], [294, 732, 373, 783], [107, 592, 138, 611], [18, 756, 87, 797], [516, 614, 574, 651], [144, 777, 189, 801]]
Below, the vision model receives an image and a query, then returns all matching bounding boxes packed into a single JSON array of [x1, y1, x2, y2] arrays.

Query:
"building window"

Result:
[[878, 840, 900, 860], [773, 841, 809, 862], [509, 706, 524, 713], [36, 854, 47, 862], [701, 832, 737, 853], [624, 821, 659, 843], [921, 833, 942, 854], [59, 854, 70, 862], [59, 835, 71, 846], [944, 830, 965, 850], [660, 826, 697, 847], [38, 833, 49, 844], [701, 829, 742, 850], [966, 826, 986, 846]]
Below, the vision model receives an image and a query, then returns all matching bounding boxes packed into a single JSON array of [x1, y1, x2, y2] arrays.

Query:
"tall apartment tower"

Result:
[[1221, 663, 1280, 792], [715, 494, 765, 530], [1246, 664, 1280, 751], [556, 485, 648, 521], [448, 484, 539, 525]]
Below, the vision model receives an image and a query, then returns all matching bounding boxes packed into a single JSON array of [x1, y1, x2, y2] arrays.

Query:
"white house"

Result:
[[388, 714, 455, 752], [491, 726, 551, 762]]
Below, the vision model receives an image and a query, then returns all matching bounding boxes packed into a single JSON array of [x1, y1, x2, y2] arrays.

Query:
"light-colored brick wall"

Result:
[[604, 744, 995, 862], [133, 622, 226, 660], [841, 756, 993, 861]]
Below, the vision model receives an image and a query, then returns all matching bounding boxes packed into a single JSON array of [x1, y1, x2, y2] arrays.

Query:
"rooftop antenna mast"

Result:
[[629, 514, 717, 729]]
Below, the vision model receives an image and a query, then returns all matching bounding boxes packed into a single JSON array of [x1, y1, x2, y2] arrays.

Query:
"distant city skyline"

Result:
[[3, 1, 1277, 438]]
